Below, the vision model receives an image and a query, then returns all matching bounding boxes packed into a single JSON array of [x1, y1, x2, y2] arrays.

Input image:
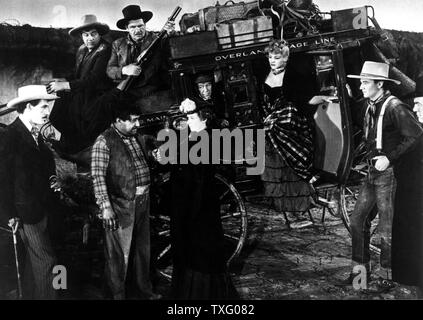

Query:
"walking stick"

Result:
[[10, 222, 23, 299]]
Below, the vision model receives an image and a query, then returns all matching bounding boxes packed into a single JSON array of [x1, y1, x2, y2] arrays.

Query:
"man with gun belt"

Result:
[[107, 4, 178, 101]]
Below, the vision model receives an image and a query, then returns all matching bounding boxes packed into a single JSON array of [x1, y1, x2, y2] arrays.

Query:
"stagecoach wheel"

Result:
[[214, 173, 248, 267], [150, 172, 248, 281], [150, 172, 172, 280]]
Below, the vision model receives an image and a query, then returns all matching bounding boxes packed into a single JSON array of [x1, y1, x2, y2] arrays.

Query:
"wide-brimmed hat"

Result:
[[116, 5, 153, 30], [347, 61, 401, 85], [69, 14, 110, 37], [7, 85, 59, 108]]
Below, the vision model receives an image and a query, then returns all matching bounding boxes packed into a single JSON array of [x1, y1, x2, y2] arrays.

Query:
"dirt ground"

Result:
[[230, 201, 418, 300], [0, 196, 420, 300]]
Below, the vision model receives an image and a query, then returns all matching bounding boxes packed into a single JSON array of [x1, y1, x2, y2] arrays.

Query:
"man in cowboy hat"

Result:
[[337, 61, 423, 293], [0, 85, 60, 299], [48, 14, 113, 161], [107, 4, 175, 99]]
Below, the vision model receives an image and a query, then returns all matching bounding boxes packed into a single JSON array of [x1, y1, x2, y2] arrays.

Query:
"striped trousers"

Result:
[[19, 216, 58, 299]]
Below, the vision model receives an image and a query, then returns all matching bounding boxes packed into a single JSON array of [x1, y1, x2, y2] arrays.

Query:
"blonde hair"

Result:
[[264, 39, 290, 57]]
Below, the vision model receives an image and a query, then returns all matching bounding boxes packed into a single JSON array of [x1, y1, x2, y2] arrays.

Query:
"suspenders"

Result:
[[375, 96, 396, 151]]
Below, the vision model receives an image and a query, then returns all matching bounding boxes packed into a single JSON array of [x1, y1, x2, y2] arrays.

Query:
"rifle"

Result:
[[118, 6, 182, 92]]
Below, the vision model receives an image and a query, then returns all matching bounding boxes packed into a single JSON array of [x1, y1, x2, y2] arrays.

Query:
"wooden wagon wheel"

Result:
[[314, 176, 380, 255], [150, 172, 248, 280]]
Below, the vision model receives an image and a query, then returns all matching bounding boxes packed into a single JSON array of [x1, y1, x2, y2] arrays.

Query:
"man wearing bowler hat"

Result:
[[337, 61, 423, 293], [0, 85, 60, 299], [107, 4, 175, 99]]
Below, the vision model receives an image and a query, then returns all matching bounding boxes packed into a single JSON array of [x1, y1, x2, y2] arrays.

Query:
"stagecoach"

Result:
[[140, 3, 413, 278], [3, 2, 412, 286]]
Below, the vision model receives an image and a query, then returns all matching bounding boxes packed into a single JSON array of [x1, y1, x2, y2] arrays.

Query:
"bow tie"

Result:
[[31, 126, 40, 139], [30, 126, 40, 145]]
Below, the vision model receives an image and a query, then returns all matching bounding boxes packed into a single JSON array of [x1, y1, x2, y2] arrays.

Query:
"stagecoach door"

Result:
[[311, 48, 354, 184]]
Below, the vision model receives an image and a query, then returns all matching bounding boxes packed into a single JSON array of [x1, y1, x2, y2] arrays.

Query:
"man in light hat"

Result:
[[48, 14, 113, 160], [0, 85, 60, 299], [107, 4, 175, 99], [338, 61, 423, 293]]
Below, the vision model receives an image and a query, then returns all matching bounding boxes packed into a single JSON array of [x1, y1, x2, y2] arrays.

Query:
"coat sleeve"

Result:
[[158, 37, 172, 89], [385, 102, 423, 163], [69, 44, 112, 92], [0, 128, 18, 224], [107, 40, 124, 81]]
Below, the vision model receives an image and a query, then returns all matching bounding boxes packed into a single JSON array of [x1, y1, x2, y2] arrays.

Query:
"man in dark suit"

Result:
[[0, 85, 59, 299], [48, 14, 113, 160]]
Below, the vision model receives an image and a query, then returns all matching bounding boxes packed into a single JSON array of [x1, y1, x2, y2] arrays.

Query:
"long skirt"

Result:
[[261, 141, 314, 213], [392, 137, 423, 288]]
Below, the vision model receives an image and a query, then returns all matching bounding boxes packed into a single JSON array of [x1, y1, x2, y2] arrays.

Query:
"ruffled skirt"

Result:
[[261, 141, 314, 213]]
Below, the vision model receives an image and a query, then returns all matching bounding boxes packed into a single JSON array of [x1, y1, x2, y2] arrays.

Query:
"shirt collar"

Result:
[[369, 90, 390, 106], [127, 32, 148, 46], [18, 114, 34, 133], [112, 124, 133, 140]]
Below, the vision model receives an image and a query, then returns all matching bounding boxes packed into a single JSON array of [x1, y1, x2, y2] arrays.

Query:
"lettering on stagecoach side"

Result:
[[213, 37, 337, 61], [288, 36, 336, 50], [214, 49, 265, 61]]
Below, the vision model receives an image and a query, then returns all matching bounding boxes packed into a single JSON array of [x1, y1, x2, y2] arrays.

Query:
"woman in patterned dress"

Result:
[[256, 39, 318, 214]]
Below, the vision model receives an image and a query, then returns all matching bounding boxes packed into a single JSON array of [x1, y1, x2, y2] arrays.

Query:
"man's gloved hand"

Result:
[[8, 217, 21, 231], [373, 155, 390, 171], [122, 64, 142, 76], [164, 20, 176, 35]]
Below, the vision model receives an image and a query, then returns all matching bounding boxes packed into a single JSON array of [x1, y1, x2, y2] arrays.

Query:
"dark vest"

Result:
[[102, 127, 150, 228]]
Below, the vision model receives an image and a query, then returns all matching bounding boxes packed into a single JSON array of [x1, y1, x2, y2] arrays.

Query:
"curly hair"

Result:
[[264, 39, 290, 57]]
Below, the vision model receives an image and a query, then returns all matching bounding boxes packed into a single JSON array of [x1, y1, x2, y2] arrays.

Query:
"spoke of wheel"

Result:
[[224, 234, 240, 241], [215, 174, 247, 267], [158, 230, 170, 237], [157, 244, 171, 261], [219, 189, 230, 201], [158, 270, 172, 281], [157, 215, 170, 222], [221, 212, 242, 219]]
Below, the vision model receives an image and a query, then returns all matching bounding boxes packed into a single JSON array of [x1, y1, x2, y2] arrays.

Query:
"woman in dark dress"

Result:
[[392, 79, 423, 297], [47, 15, 113, 158], [166, 98, 238, 299], [256, 39, 318, 214]]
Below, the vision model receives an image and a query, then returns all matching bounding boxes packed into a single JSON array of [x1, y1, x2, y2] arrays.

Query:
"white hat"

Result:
[[347, 61, 401, 85], [7, 85, 59, 108]]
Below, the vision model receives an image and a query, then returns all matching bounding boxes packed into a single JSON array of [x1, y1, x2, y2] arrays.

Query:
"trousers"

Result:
[[350, 166, 396, 269], [103, 191, 153, 299]]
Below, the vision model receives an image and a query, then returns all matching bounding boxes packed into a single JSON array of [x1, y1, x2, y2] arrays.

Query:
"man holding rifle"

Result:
[[107, 4, 175, 99]]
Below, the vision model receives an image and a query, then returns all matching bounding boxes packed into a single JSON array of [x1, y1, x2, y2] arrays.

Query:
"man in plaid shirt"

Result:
[[91, 101, 160, 300]]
